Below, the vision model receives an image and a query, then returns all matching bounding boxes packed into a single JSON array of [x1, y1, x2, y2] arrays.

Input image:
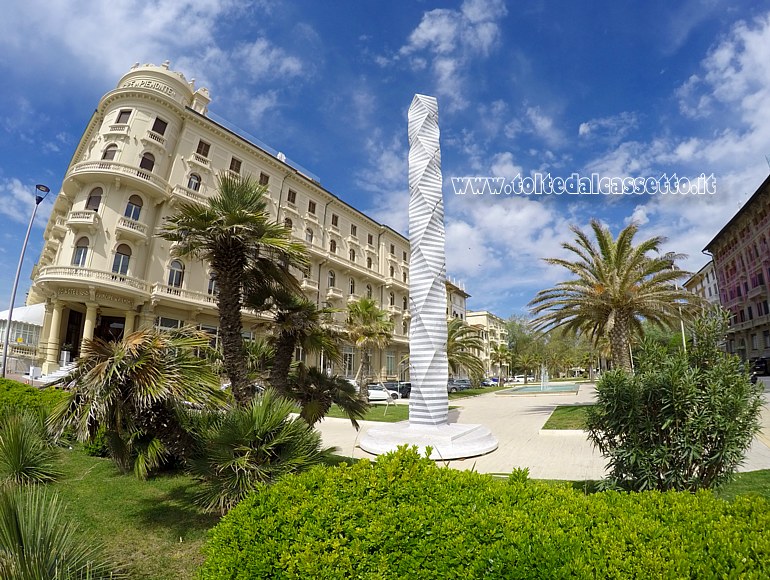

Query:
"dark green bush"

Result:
[[0, 378, 68, 415], [199, 447, 770, 579], [587, 309, 763, 491]]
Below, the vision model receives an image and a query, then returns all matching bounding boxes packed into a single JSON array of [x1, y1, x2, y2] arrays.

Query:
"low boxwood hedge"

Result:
[[0, 378, 68, 415], [200, 447, 770, 579]]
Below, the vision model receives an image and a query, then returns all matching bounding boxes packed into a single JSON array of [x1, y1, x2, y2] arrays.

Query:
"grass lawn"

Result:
[[715, 470, 770, 502], [541, 404, 594, 430], [325, 403, 410, 422], [449, 385, 509, 399], [51, 449, 219, 580]]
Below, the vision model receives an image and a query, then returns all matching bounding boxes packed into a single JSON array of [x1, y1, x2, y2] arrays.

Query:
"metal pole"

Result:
[[1, 185, 50, 378]]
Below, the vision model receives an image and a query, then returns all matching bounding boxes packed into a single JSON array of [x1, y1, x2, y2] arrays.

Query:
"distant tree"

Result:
[[529, 219, 701, 371], [345, 298, 393, 386], [446, 318, 485, 380], [489, 343, 510, 380]]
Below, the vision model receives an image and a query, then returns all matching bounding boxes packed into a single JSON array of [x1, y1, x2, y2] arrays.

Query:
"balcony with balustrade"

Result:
[[115, 216, 149, 243], [66, 210, 101, 234], [67, 160, 170, 201], [36, 266, 150, 297]]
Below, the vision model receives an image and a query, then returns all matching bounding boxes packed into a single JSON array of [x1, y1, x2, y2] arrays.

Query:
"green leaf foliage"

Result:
[[0, 409, 62, 486], [587, 309, 764, 491], [199, 446, 770, 579], [0, 378, 69, 415], [0, 485, 124, 579]]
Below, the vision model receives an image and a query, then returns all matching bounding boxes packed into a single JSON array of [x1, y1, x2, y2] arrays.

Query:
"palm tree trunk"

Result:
[[214, 263, 250, 404], [269, 333, 295, 394], [608, 317, 632, 371]]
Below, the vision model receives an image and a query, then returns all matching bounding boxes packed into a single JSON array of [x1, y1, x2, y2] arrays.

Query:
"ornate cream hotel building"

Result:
[[27, 62, 475, 378]]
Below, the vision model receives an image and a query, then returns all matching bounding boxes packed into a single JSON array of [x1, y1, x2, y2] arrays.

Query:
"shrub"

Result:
[[0, 378, 68, 415], [0, 485, 124, 579], [199, 447, 770, 579], [587, 309, 763, 491], [0, 410, 62, 486], [189, 388, 333, 514]]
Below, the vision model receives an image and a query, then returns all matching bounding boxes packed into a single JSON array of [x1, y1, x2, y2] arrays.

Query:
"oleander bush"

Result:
[[587, 309, 763, 492], [199, 447, 770, 579]]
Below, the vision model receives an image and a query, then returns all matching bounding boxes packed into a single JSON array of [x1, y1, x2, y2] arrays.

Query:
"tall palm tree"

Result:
[[445, 318, 484, 380], [489, 343, 510, 381], [161, 172, 308, 404], [345, 298, 393, 386], [529, 219, 700, 371], [49, 328, 227, 478], [515, 351, 539, 384]]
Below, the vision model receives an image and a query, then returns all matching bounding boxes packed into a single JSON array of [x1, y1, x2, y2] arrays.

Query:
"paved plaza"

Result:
[[315, 381, 770, 480]]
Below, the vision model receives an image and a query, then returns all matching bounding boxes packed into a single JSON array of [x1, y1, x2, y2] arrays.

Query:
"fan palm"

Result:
[[189, 388, 333, 514], [529, 219, 700, 371], [48, 328, 227, 478], [345, 298, 393, 386], [446, 318, 485, 380], [283, 364, 369, 429], [161, 172, 308, 404], [0, 410, 61, 486]]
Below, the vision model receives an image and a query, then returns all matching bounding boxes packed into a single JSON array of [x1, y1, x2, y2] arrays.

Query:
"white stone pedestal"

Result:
[[359, 421, 498, 460]]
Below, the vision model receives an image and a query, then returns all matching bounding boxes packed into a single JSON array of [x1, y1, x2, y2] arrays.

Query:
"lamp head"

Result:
[[34, 184, 50, 205]]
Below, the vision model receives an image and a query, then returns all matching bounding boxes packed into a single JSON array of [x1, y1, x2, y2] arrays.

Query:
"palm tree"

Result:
[[49, 328, 227, 478], [489, 343, 510, 381], [446, 318, 485, 380], [529, 219, 700, 371], [515, 351, 538, 384], [345, 298, 393, 386], [264, 295, 343, 394], [283, 364, 369, 429], [161, 172, 308, 404]]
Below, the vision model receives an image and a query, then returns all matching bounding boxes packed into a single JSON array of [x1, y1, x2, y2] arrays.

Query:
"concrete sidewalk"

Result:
[[315, 383, 770, 480]]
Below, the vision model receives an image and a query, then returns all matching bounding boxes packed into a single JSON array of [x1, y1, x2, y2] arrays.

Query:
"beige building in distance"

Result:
[[26, 62, 441, 379], [466, 310, 509, 378]]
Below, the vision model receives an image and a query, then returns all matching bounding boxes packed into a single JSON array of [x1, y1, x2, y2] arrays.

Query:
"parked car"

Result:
[[382, 381, 412, 399], [480, 378, 495, 387], [751, 357, 768, 376], [447, 380, 471, 393], [366, 383, 400, 401]]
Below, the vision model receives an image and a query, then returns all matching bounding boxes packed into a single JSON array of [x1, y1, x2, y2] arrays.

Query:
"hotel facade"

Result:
[[26, 62, 437, 378], [704, 173, 770, 361]]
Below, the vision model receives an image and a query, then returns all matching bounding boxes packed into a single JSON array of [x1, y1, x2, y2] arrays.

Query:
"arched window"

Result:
[[366, 284, 372, 299], [349, 277, 355, 295], [402, 271, 407, 283], [328, 270, 336, 288], [349, 249, 356, 262], [124, 194, 143, 220], [367, 257, 372, 269], [86, 188, 102, 211], [168, 260, 185, 288], [102, 144, 118, 161], [305, 229, 314, 244], [403, 296, 408, 310], [112, 244, 132, 276], [72, 237, 88, 267], [139, 152, 155, 171], [402, 321, 408, 335], [284, 218, 293, 229], [389, 292, 395, 306], [187, 173, 201, 192], [207, 273, 218, 296], [389, 265, 395, 277], [329, 239, 337, 254]]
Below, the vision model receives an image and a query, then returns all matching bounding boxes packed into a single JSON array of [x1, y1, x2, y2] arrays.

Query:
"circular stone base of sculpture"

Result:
[[359, 422, 498, 460]]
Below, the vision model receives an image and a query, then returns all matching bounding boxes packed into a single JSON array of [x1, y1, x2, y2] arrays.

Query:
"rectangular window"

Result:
[[752, 334, 759, 350], [350, 224, 357, 237], [386, 351, 396, 376], [343, 347, 355, 378], [116, 109, 131, 124], [764, 331, 770, 348], [368, 233, 374, 245], [196, 140, 210, 157], [287, 189, 297, 204], [402, 251, 407, 261], [156, 317, 182, 330], [308, 200, 316, 214], [151, 117, 168, 136], [331, 214, 339, 227], [390, 243, 395, 255], [259, 172, 270, 186], [229, 157, 242, 174], [748, 306, 754, 320]]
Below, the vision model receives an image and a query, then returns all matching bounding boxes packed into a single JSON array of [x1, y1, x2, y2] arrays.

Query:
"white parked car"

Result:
[[365, 383, 400, 401]]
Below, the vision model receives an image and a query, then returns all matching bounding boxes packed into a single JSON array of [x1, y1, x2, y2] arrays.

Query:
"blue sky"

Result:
[[2, 1, 770, 319]]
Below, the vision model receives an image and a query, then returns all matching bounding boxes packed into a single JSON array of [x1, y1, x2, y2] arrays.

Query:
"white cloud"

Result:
[[577, 112, 638, 143], [0, 178, 55, 226]]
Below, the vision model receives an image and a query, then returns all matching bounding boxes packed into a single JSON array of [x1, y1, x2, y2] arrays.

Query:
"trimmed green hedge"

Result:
[[200, 447, 770, 579], [0, 378, 68, 415]]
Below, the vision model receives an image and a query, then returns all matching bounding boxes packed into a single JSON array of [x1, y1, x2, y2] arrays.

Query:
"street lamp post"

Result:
[[1, 184, 50, 378]]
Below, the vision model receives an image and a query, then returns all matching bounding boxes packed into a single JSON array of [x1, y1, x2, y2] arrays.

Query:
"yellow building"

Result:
[[28, 62, 431, 379], [466, 310, 509, 377]]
